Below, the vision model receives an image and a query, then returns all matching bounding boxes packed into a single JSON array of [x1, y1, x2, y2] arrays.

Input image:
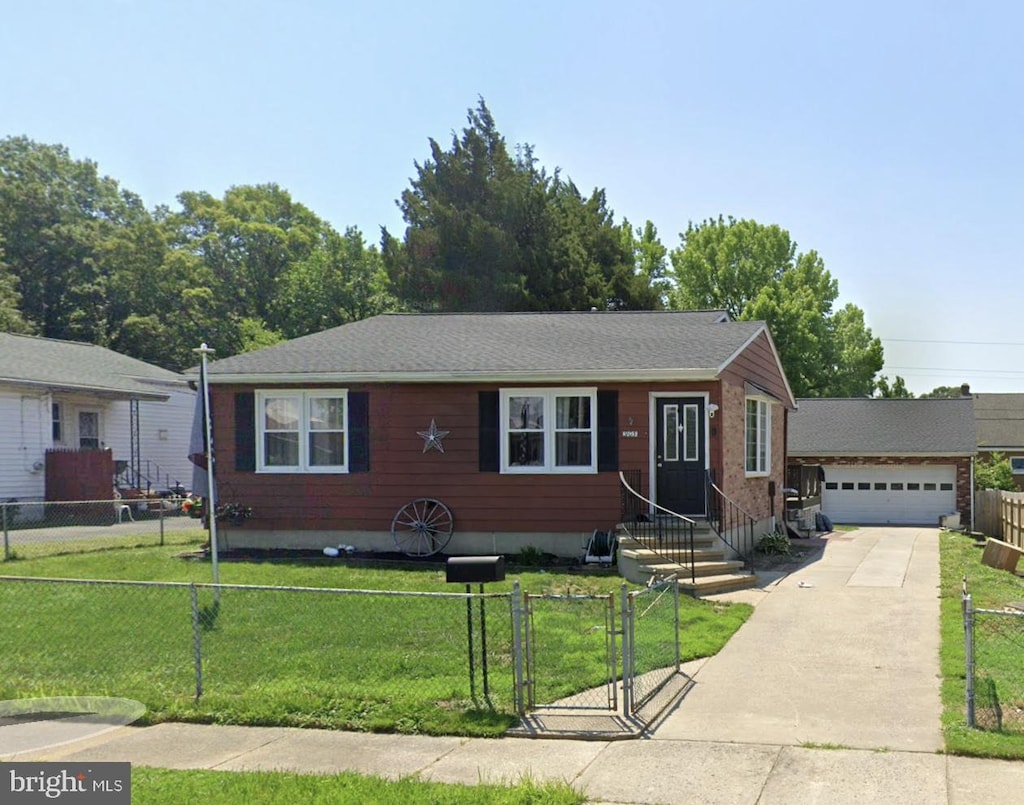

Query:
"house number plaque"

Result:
[[621, 430, 639, 438]]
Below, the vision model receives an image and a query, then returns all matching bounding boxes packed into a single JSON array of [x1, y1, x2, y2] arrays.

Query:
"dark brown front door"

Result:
[[655, 397, 706, 515]]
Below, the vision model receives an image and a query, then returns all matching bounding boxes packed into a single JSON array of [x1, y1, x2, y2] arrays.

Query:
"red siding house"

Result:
[[202, 311, 797, 557]]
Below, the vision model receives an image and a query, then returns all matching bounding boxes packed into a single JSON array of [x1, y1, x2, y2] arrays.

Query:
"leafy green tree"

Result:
[[0, 239, 31, 333], [875, 375, 913, 398], [384, 99, 661, 313], [920, 384, 967, 399], [0, 136, 137, 343], [622, 219, 671, 304], [668, 216, 883, 397], [274, 227, 398, 339], [975, 452, 1016, 491]]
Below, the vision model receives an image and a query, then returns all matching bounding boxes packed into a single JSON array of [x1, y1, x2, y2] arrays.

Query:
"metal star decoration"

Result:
[[417, 419, 450, 453]]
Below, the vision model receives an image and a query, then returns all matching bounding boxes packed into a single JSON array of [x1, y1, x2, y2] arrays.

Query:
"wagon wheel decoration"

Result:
[[391, 498, 454, 557]]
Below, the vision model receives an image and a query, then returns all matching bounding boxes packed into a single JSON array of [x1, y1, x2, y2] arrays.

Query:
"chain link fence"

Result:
[[521, 591, 618, 711], [1, 574, 685, 732], [1, 499, 203, 561], [516, 582, 682, 716], [624, 581, 681, 714], [964, 592, 1024, 731], [0, 576, 516, 733]]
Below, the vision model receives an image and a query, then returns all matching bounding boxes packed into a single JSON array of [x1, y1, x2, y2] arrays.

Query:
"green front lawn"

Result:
[[0, 542, 751, 737], [132, 767, 584, 805], [940, 530, 1024, 758]]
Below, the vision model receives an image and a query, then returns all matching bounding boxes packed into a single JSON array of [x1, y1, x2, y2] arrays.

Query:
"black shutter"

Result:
[[479, 391, 499, 472], [234, 392, 256, 472], [597, 390, 618, 472], [349, 391, 370, 473]]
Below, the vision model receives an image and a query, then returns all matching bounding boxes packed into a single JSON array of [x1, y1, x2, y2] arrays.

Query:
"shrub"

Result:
[[756, 531, 791, 556], [975, 452, 1016, 492]]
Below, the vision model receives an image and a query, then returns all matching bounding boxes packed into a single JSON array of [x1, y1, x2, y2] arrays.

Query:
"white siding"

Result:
[[1, 380, 196, 501], [0, 390, 50, 501], [105, 383, 196, 493]]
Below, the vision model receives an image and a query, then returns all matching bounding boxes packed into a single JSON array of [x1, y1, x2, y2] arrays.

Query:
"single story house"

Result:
[[787, 397, 976, 526], [970, 390, 1024, 489], [202, 310, 797, 557], [0, 333, 196, 504]]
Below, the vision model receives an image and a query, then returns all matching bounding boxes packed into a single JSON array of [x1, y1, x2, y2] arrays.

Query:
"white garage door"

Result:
[[822, 465, 957, 525]]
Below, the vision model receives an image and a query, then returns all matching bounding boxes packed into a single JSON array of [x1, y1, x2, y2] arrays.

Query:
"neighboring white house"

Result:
[[0, 333, 195, 503]]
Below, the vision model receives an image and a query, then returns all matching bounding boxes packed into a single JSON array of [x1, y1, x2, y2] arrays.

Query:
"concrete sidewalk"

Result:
[[8, 527, 1024, 803]]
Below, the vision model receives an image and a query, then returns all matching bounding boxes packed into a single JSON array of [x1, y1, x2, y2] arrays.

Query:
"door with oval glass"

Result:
[[655, 397, 705, 515]]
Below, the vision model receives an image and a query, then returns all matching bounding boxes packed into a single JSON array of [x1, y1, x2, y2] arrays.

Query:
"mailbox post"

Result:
[[446, 556, 505, 703]]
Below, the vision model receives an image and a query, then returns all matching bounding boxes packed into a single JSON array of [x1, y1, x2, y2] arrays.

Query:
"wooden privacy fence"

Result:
[[974, 490, 1024, 546]]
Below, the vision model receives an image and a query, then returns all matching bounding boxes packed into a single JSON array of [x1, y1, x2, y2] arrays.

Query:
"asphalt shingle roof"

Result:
[[788, 397, 977, 456], [972, 393, 1024, 449], [205, 311, 765, 380], [0, 333, 183, 399]]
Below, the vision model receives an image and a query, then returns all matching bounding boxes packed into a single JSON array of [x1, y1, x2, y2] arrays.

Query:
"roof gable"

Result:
[[0, 333, 183, 400], [202, 311, 789, 389], [972, 393, 1024, 449], [788, 398, 977, 456]]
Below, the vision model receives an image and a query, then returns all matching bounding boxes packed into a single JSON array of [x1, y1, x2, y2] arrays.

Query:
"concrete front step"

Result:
[[636, 559, 746, 578], [678, 572, 760, 596], [617, 534, 718, 551], [620, 546, 727, 564]]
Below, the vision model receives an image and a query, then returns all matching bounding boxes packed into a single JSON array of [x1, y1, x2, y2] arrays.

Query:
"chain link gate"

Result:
[[513, 585, 618, 713], [510, 580, 682, 718]]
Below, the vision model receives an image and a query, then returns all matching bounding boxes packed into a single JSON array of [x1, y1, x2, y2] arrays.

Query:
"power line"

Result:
[[881, 337, 1024, 347]]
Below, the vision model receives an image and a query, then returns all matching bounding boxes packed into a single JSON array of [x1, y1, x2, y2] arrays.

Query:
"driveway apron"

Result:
[[651, 527, 943, 752]]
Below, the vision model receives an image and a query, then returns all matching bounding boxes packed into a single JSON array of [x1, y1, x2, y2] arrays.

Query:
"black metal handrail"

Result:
[[619, 471, 697, 584], [115, 459, 185, 496], [705, 472, 757, 571]]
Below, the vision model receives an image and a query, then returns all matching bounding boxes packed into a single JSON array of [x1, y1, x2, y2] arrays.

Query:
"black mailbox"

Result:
[[446, 555, 506, 584]]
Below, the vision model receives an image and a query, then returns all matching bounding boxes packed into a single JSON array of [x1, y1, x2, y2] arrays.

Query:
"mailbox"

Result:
[[446, 555, 506, 584]]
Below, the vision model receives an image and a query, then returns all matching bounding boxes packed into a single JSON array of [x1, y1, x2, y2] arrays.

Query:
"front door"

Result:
[[655, 398, 706, 515]]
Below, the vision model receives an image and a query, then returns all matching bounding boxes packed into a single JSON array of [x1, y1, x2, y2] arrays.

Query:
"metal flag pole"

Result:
[[193, 343, 219, 589]]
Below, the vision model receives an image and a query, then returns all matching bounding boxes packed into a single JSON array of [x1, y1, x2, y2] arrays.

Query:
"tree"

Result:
[[668, 216, 883, 397], [920, 384, 967, 399], [384, 99, 661, 313], [622, 219, 671, 305], [0, 136, 137, 343], [975, 452, 1016, 491], [274, 227, 398, 339], [875, 375, 913, 398], [0, 239, 31, 333]]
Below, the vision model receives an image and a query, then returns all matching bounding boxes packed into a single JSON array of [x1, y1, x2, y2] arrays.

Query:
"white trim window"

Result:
[[1011, 457, 1024, 475], [501, 388, 597, 473], [256, 390, 348, 473], [745, 397, 771, 476], [52, 401, 63, 443]]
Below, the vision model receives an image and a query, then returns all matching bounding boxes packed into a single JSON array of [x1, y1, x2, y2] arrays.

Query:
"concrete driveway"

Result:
[[652, 526, 943, 751]]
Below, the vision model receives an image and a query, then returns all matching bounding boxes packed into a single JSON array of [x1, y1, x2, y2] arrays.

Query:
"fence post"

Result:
[[2, 502, 8, 561], [607, 591, 618, 712], [190, 583, 203, 699], [620, 584, 632, 716], [159, 503, 165, 546], [511, 581, 525, 716], [673, 578, 681, 671], [964, 592, 975, 728]]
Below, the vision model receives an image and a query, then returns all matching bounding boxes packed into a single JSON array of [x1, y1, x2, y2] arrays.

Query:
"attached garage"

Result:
[[787, 397, 976, 530], [822, 464, 957, 525]]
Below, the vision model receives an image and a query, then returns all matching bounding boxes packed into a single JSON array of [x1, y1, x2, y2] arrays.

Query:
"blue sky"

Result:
[[3, 0, 1022, 394]]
